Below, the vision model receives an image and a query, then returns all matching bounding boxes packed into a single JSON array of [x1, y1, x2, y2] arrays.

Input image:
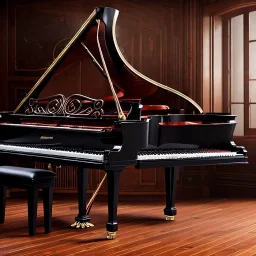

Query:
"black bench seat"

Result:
[[0, 166, 56, 236]]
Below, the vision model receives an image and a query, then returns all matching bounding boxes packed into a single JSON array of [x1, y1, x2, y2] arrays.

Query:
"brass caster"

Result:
[[71, 221, 94, 228], [166, 216, 175, 221], [106, 231, 116, 240]]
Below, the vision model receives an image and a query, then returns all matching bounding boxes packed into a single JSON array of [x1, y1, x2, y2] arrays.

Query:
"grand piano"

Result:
[[0, 7, 248, 239]]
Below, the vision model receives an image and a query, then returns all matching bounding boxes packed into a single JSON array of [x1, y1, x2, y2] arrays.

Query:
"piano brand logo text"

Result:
[[40, 136, 54, 140]]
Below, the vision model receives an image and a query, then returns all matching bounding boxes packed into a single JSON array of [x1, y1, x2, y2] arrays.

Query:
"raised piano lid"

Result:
[[12, 6, 202, 118]]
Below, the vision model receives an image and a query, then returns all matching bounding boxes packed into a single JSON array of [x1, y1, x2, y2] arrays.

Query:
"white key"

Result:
[[0, 144, 104, 162], [137, 150, 238, 161]]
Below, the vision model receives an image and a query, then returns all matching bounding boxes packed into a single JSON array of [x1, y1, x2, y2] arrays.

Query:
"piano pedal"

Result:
[[71, 221, 94, 229], [106, 231, 116, 240], [165, 216, 175, 221]]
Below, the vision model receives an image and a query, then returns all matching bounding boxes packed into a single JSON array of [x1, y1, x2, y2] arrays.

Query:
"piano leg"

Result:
[[71, 167, 93, 229], [164, 167, 178, 221], [106, 169, 122, 240]]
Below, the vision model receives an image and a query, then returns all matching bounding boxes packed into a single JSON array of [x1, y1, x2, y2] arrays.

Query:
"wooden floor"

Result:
[[1, 197, 256, 256]]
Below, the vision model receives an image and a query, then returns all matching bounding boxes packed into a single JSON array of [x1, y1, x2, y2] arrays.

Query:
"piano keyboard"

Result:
[[0, 143, 105, 162], [137, 148, 239, 161], [0, 144, 240, 163]]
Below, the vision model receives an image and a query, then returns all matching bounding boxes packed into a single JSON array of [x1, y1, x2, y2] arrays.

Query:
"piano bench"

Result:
[[0, 166, 56, 236]]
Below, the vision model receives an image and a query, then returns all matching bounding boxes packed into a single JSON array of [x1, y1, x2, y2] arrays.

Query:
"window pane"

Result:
[[231, 15, 244, 102], [250, 104, 256, 128], [250, 42, 256, 79], [250, 81, 256, 103], [250, 11, 256, 40], [231, 104, 244, 136]]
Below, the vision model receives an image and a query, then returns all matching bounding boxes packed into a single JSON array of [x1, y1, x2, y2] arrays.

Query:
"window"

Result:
[[224, 9, 256, 136]]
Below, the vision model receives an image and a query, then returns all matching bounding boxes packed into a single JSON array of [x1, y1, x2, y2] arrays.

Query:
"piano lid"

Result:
[[14, 7, 203, 116]]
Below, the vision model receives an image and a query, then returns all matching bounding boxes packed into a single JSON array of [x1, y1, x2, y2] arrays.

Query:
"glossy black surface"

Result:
[[0, 118, 149, 168], [0, 166, 56, 181], [0, 166, 55, 236], [0, 6, 248, 237]]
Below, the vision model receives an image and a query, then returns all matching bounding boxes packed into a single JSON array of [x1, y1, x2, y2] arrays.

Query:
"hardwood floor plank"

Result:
[[5, 207, 164, 255], [0, 198, 256, 256], [207, 234, 256, 256], [60, 201, 253, 256], [99, 201, 254, 256], [151, 206, 256, 256], [230, 241, 256, 256], [120, 205, 256, 256]]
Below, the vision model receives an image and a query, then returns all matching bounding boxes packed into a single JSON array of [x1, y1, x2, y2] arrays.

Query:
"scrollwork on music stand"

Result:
[[25, 94, 66, 115], [25, 94, 104, 118], [64, 94, 104, 117]]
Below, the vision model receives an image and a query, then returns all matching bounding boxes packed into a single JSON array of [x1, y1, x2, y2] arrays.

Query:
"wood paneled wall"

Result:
[[0, 0, 208, 199], [0, 0, 255, 198]]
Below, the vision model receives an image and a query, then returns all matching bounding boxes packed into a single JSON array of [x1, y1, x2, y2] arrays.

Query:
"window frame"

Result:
[[223, 7, 256, 136]]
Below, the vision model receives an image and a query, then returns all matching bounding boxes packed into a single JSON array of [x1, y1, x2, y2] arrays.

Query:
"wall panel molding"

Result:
[[0, 4, 8, 111], [183, 0, 203, 105], [140, 169, 157, 186]]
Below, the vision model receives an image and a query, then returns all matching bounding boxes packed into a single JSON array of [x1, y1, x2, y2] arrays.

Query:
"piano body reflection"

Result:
[[0, 7, 248, 239]]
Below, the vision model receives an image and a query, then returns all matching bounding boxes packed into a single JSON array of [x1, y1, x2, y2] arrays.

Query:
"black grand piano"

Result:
[[0, 7, 248, 239]]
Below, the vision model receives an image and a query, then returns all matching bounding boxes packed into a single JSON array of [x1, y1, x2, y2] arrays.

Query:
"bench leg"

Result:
[[43, 186, 53, 233], [0, 186, 7, 224], [27, 188, 38, 236]]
